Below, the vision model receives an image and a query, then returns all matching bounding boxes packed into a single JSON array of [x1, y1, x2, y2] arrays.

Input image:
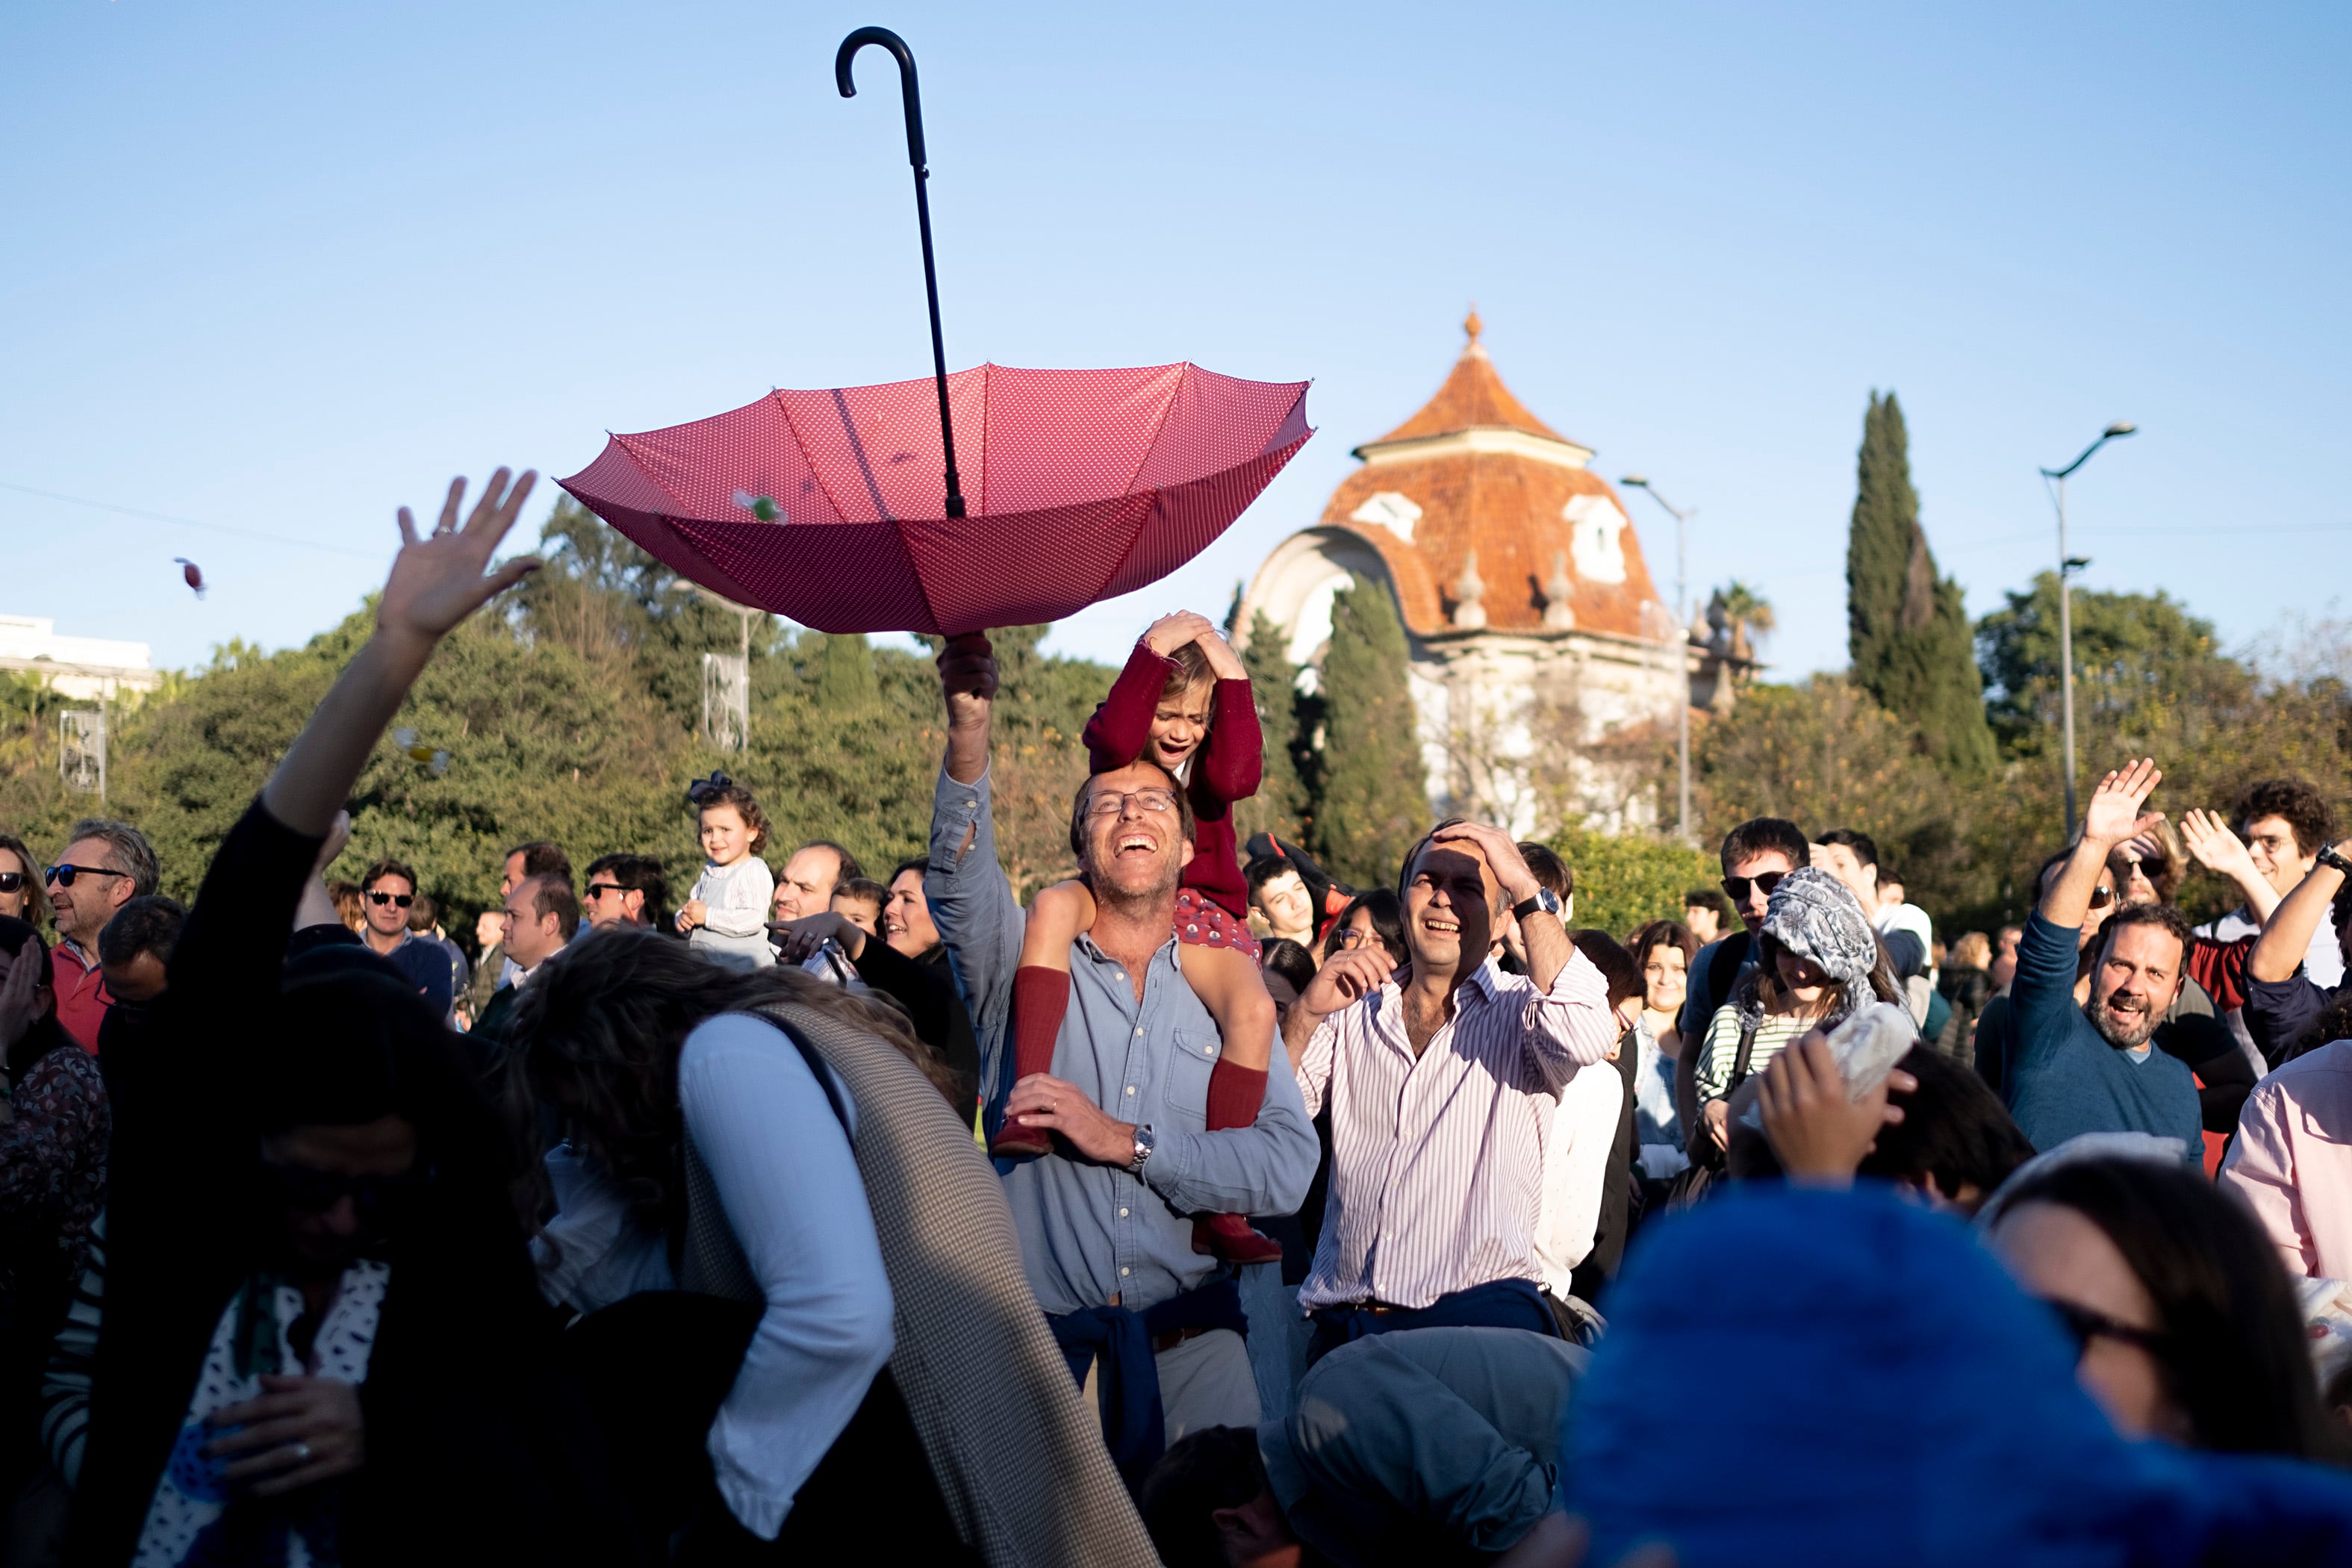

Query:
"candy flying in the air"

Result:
[[174, 559, 206, 599], [732, 489, 783, 523]]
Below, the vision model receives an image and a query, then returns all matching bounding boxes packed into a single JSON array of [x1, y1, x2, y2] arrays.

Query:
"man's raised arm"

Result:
[[2248, 834, 2351, 985], [923, 634, 1023, 1039]]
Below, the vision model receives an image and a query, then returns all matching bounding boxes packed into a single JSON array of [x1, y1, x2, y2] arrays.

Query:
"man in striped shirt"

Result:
[[1280, 818, 1617, 1364]]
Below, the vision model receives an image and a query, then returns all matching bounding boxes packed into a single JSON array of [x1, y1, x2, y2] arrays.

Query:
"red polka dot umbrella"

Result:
[[557, 28, 1313, 636], [558, 361, 1312, 635]]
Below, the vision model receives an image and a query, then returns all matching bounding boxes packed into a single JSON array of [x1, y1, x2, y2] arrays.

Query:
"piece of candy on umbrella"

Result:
[[429, 750, 451, 776], [392, 727, 418, 749], [407, 743, 436, 763], [731, 489, 783, 522], [173, 559, 206, 599]]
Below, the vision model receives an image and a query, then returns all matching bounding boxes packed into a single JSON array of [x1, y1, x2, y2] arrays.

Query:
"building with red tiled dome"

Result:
[[1236, 314, 1743, 833]]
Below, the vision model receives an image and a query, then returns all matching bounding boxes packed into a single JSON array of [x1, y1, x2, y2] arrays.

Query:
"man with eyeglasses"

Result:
[[45, 818, 160, 1053], [923, 633, 1317, 1477], [1673, 817, 1810, 1145], [356, 859, 461, 1024]]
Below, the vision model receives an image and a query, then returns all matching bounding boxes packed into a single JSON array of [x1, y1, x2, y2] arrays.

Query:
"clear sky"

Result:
[[6, 1, 2347, 681]]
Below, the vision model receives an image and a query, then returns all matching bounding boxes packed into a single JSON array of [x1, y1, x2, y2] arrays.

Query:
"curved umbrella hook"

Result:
[[837, 26, 966, 519]]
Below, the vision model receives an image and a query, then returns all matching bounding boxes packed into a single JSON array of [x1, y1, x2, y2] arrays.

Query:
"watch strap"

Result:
[[1513, 889, 1560, 924], [2321, 844, 2352, 876]]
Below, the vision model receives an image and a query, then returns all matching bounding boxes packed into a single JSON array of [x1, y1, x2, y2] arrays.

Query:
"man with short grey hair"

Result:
[[46, 817, 159, 1051]]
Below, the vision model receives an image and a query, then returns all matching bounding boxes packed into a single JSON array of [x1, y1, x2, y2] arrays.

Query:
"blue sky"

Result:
[[5, 1, 2347, 681]]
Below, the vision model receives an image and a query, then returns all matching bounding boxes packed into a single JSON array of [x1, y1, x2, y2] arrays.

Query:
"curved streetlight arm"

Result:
[[836, 26, 966, 519], [836, 27, 928, 171]]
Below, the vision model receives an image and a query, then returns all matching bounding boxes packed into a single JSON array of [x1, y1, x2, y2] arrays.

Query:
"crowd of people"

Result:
[[8, 470, 2352, 1565]]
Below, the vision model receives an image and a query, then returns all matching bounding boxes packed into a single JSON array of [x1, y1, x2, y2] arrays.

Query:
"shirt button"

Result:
[[1134, 1027, 1145, 1038], [1119, 1207, 1130, 1217], [1124, 1086, 1136, 1095], [1119, 1266, 1130, 1277]]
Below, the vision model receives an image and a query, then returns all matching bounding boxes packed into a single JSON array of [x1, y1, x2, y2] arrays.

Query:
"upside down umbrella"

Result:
[[558, 28, 1312, 635]]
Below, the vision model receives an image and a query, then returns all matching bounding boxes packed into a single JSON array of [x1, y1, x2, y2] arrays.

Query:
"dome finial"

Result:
[[1463, 305, 1483, 350]]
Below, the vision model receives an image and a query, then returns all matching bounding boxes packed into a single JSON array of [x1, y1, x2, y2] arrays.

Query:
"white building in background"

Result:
[[1233, 314, 1748, 838], [0, 615, 161, 700]]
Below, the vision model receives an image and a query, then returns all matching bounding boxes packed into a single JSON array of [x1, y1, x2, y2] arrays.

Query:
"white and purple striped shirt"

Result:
[[1295, 953, 1618, 1311]]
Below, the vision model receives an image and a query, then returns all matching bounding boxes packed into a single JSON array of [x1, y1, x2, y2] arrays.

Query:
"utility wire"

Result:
[[0, 479, 386, 561]]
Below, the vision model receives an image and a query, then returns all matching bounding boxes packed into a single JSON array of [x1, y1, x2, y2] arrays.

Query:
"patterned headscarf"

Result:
[[1761, 867, 1879, 987]]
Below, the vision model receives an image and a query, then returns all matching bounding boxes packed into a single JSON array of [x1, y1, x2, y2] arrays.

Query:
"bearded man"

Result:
[[2006, 758, 2202, 1156]]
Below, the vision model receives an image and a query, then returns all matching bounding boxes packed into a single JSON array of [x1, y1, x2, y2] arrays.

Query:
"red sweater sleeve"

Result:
[[1082, 642, 1173, 774], [2188, 933, 2254, 1013], [1197, 679, 1263, 806]]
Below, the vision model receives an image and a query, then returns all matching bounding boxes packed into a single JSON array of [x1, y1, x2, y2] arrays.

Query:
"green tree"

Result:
[[1546, 821, 1717, 939], [1844, 391, 1996, 776], [1310, 576, 1429, 888], [815, 632, 878, 709], [1234, 609, 1310, 846]]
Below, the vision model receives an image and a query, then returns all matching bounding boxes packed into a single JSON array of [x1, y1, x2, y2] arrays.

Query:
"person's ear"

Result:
[[1178, 839, 1195, 870]]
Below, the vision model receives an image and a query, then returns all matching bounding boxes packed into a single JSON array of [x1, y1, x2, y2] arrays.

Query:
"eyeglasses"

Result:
[[0, 871, 23, 895], [2088, 886, 2115, 909], [45, 863, 131, 889], [1337, 924, 1378, 949], [585, 882, 626, 900], [257, 1160, 434, 1219], [2038, 1296, 2171, 1363], [1086, 786, 1177, 818], [1721, 871, 1786, 903], [366, 890, 414, 908]]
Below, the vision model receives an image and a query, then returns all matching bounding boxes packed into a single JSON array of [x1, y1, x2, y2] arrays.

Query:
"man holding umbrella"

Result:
[[924, 634, 1318, 1480]]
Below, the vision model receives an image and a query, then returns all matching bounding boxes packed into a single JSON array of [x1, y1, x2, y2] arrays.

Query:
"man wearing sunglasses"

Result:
[[357, 859, 461, 1024], [44, 818, 160, 1054], [1673, 817, 1811, 1144]]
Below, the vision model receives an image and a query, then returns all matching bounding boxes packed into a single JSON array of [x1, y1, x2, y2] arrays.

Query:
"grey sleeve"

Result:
[[922, 768, 1024, 1058]]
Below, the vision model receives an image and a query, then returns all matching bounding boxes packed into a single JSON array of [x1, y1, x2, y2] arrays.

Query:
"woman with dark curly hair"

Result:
[[511, 927, 1152, 1565], [1984, 1153, 2346, 1462]]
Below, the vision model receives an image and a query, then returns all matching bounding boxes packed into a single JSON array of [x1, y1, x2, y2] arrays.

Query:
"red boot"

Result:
[[991, 966, 1065, 1158], [1192, 1211, 1285, 1265]]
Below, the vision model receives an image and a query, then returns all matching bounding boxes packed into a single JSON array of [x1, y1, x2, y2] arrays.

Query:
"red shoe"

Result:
[[1192, 1213, 1284, 1265], [989, 1117, 1052, 1159]]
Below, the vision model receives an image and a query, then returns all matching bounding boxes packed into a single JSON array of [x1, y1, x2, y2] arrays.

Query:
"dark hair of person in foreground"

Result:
[[508, 924, 960, 1227], [1998, 1156, 2346, 1463]]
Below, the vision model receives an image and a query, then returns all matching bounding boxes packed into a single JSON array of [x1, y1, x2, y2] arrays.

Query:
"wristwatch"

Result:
[[2320, 844, 2352, 877], [1129, 1123, 1156, 1175], [1512, 887, 1564, 924]]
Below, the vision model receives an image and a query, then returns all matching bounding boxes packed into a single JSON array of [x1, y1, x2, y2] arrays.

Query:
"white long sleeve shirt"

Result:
[[1532, 1053, 1628, 1295], [1294, 953, 1617, 1311], [688, 855, 777, 970], [532, 1014, 892, 1538]]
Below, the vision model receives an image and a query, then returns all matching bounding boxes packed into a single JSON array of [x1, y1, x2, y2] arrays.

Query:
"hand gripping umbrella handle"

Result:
[[838, 26, 968, 520]]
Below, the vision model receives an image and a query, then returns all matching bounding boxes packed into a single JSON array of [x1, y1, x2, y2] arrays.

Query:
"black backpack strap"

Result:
[[1725, 1019, 1761, 1096]]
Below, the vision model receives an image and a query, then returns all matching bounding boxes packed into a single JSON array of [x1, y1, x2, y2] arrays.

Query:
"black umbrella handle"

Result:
[[838, 26, 967, 520]]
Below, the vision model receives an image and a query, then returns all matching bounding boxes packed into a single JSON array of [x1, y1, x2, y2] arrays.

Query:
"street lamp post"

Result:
[[1620, 476, 1693, 844], [2040, 422, 2137, 837]]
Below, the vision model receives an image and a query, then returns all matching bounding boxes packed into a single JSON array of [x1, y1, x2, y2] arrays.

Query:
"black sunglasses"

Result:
[[45, 863, 131, 889], [2088, 886, 2115, 909], [0, 871, 23, 895], [366, 890, 415, 908], [2039, 1296, 2171, 1363], [585, 881, 626, 900], [1722, 870, 1787, 902], [258, 1159, 434, 1219]]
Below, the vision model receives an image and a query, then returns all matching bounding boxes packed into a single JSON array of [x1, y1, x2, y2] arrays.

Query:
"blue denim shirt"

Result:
[[925, 767, 1319, 1316]]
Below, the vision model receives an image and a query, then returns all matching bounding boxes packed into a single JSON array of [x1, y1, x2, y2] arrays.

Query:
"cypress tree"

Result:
[[1310, 575, 1430, 889], [1845, 391, 1997, 776], [1239, 609, 1311, 838], [815, 632, 877, 709]]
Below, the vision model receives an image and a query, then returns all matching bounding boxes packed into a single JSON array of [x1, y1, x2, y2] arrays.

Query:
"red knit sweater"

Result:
[[1081, 643, 1260, 921]]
